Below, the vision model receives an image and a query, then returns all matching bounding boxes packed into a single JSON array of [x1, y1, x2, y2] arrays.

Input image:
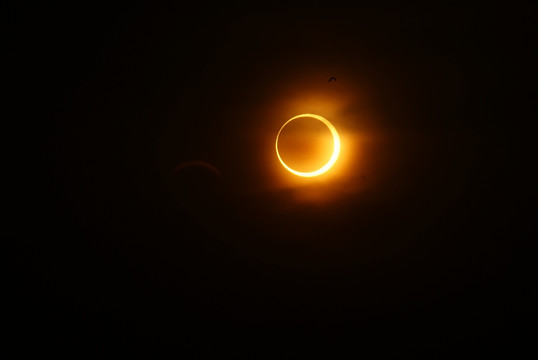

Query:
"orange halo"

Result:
[[275, 113, 341, 177]]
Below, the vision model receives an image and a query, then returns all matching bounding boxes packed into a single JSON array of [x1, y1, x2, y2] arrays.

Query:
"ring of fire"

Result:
[[275, 113, 341, 177]]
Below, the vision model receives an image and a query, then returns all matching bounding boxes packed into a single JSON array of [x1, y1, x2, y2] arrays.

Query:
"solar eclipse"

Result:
[[275, 113, 341, 177]]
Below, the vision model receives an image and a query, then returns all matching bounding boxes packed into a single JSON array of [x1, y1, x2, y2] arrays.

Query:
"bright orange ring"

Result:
[[275, 114, 341, 177]]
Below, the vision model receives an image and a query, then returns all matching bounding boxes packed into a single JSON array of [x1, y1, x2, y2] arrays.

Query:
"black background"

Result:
[[13, 0, 536, 355]]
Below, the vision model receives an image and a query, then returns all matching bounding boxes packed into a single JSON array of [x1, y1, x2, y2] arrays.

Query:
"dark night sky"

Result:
[[13, 0, 536, 355]]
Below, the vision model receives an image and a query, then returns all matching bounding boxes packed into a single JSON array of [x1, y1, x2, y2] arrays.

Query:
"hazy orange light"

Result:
[[275, 114, 341, 177]]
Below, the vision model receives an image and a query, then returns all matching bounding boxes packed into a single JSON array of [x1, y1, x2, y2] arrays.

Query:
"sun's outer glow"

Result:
[[275, 114, 341, 177]]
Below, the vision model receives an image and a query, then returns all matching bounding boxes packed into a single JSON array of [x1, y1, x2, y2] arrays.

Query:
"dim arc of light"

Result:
[[275, 113, 341, 177]]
